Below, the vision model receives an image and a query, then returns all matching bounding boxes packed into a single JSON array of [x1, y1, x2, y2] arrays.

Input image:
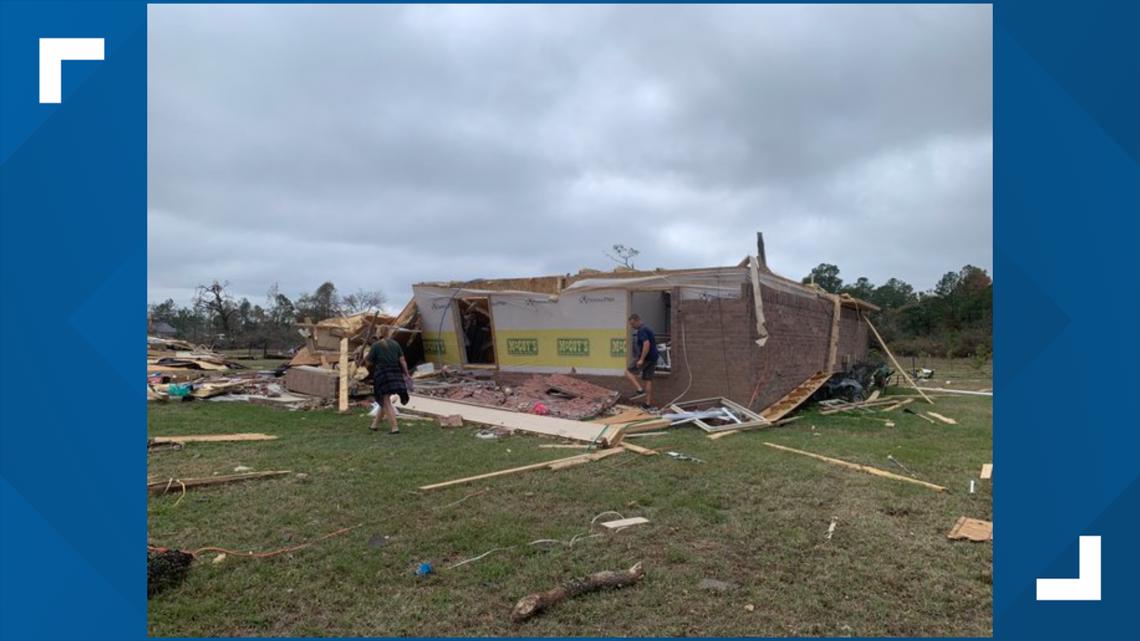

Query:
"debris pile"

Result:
[[147, 336, 244, 376], [419, 372, 619, 420]]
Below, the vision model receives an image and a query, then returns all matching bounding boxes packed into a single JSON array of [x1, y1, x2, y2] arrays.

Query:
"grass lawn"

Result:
[[147, 385, 992, 637]]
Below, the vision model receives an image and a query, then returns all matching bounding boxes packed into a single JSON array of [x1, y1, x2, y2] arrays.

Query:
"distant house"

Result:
[[151, 321, 177, 338]]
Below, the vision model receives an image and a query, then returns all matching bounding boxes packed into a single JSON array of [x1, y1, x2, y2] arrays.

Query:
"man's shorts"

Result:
[[628, 360, 657, 381]]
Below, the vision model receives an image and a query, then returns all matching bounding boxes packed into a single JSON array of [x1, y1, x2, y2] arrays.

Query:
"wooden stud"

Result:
[[418, 448, 623, 491], [150, 433, 277, 444], [762, 442, 947, 492], [338, 337, 349, 413], [148, 470, 292, 495], [620, 442, 658, 456], [826, 294, 842, 373], [862, 314, 934, 404]]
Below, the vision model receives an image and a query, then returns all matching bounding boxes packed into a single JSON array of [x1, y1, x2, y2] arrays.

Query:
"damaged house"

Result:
[[410, 244, 877, 416]]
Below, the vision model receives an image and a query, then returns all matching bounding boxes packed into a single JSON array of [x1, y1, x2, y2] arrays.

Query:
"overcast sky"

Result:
[[148, 4, 992, 310]]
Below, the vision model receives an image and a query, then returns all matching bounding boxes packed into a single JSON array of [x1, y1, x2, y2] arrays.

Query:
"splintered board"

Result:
[[402, 394, 613, 445], [759, 371, 832, 421]]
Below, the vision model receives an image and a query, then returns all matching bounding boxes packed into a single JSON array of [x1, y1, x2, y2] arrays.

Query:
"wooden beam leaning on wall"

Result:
[[826, 294, 842, 373], [861, 313, 934, 404], [748, 255, 769, 347]]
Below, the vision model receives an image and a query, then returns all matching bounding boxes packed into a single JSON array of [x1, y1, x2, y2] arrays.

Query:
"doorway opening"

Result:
[[457, 297, 496, 366], [630, 291, 671, 371]]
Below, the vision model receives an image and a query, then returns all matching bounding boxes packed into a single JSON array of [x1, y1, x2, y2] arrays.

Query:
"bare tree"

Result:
[[604, 244, 640, 269], [193, 280, 237, 337], [340, 288, 388, 315]]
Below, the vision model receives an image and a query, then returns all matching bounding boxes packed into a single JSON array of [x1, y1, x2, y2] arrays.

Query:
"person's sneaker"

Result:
[[630, 389, 646, 400], [640, 403, 655, 411]]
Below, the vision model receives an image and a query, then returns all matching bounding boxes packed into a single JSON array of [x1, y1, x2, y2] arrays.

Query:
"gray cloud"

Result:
[[148, 4, 991, 308]]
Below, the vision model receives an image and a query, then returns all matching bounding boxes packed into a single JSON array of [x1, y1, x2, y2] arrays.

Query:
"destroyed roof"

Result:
[[415, 260, 880, 311]]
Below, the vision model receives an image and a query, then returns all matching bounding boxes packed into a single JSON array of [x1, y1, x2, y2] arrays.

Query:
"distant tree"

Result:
[[803, 263, 843, 293], [296, 281, 340, 321], [193, 280, 237, 337], [955, 265, 992, 293], [933, 271, 961, 297], [871, 278, 916, 310], [605, 244, 640, 269], [149, 298, 178, 324], [842, 276, 875, 301], [340, 288, 387, 315]]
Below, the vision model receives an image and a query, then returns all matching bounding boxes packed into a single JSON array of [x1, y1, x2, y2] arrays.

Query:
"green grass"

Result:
[[148, 387, 992, 637]]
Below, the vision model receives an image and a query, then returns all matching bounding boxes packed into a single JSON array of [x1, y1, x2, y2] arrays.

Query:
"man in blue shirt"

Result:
[[624, 313, 659, 409]]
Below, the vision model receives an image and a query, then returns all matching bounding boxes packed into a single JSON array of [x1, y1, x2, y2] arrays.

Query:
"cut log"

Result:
[[511, 562, 645, 623], [762, 442, 946, 492]]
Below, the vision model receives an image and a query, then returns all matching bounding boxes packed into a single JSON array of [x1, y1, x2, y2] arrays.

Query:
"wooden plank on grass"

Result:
[[403, 394, 612, 445], [418, 448, 623, 491], [148, 470, 291, 494], [762, 442, 947, 492], [620, 442, 658, 456], [150, 433, 278, 444], [600, 516, 649, 530], [980, 463, 993, 479], [947, 516, 992, 541], [926, 411, 958, 425]]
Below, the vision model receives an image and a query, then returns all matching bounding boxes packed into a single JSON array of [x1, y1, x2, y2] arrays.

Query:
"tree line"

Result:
[[148, 281, 387, 352], [803, 263, 992, 359]]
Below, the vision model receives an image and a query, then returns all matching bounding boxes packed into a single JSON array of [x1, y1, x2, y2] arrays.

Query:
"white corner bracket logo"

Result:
[[1036, 535, 1102, 601], [39, 38, 105, 104]]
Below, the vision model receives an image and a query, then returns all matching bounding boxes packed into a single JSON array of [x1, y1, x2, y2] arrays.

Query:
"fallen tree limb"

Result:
[[148, 470, 292, 495], [511, 562, 645, 623], [762, 442, 946, 492]]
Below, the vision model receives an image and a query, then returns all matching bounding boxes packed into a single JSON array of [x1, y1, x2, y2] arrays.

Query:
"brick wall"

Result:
[[492, 283, 868, 413]]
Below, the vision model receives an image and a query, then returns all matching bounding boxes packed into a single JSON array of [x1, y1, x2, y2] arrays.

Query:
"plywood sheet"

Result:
[[947, 516, 992, 542]]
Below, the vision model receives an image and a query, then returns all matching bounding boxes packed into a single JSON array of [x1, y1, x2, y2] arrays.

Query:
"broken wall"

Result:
[[413, 285, 629, 374]]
